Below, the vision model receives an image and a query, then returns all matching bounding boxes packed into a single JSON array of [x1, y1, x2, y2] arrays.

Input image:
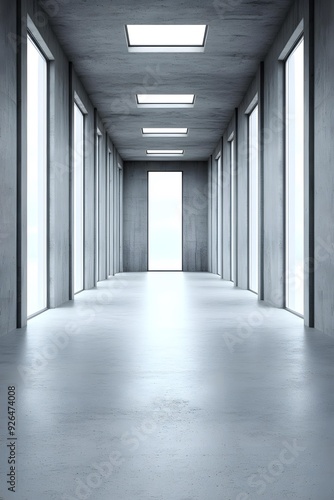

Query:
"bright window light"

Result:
[[126, 25, 208, 52], [137, 94, 195, 108], [27, 35, 47, 318], [248, 105, 259, 294], [148, 172, 183, 271], [74, 103, 84, 294], [230, 139, 235, 283], [217, 156, 222, 277], [147, 150, 184, 156], [285, 38, 304, 316], [143, 128, 188, 135], [96, 131, 101, 282]]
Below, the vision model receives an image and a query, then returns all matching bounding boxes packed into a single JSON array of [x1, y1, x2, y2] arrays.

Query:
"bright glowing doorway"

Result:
[[148, 172, 183, 271]]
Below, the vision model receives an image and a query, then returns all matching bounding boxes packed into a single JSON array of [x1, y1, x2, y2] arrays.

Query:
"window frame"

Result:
[[26, 33, 49, 319], [284, 35, 305, 317]]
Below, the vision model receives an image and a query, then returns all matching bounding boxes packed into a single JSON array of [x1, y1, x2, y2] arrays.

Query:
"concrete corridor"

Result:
[[0, 273, 333, 500]]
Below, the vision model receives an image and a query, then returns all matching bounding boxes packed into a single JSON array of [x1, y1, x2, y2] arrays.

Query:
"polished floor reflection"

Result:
[[0, 273, 333, 499]]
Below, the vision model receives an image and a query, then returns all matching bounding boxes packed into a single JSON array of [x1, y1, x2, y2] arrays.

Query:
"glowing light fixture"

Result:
[[126, 25, 208, 52], [137, 94, 195, 108], [146, 149, 184, 156], [142, 127, 188, 137]]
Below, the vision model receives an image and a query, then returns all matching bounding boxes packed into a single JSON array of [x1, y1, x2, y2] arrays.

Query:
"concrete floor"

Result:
[[0, 272, 333, 500]]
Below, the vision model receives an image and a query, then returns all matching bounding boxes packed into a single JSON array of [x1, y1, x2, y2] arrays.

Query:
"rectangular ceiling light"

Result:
[[146, 149, 184, 156], [137, 94, 195, 108], [142, 127, 188, 137], [126, 25, 208, 52]]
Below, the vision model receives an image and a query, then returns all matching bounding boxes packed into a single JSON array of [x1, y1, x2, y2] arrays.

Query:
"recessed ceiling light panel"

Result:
[[142, 127, 188, 137], [126, 25, 208, 52], [146, 149, 184, 156], [137, 94, 195, 108]]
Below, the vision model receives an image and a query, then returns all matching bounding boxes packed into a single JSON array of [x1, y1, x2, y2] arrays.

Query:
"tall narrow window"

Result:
[[74, 103, 84, 293], [119, 167, 123, 273], [230, 139, 235, 283], [211, 159, 218, 275], [286, 38, 304, 316], [108, 151, 113, 277], [27, 36, 47, 317], [95, 131, 101, 282], [217, 156, 222, 276], [115, 165, 121, 274], [148, 172, 183, 271], [249, 105, 259, 293]]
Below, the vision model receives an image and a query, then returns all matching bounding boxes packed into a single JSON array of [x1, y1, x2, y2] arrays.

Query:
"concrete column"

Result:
[[17, 0, 27, 327], [304, 0, 315, 327]]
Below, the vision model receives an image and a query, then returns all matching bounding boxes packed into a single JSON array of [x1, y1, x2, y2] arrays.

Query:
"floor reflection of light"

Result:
[[139, 273, 192, 371], [147, 272, 186, 317]]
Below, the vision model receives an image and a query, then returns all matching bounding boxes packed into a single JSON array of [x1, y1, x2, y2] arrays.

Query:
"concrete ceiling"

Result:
[[40, 0, 294, 161]]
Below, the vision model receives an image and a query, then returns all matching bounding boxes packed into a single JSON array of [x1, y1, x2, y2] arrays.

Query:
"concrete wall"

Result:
[[236, 74, 260, 291], [113, 151, 123, 275], [183, 161, 208, 272], [123, 161, 208, 272], [71, 67, 95, 290], [210, 0, 330, 332], [222, 116, 236, 281], [107, 138, 114, 277], [262, 0, 306, 308], [217, 1, 305, 302], [0, 1, 17, 334], [314, 0, 334, 335], [0, 0, 122, 336], [211, 155, 218, 275], [26, 0, 123, 303], [96, 113, 108, 282], [26, 0, 120, 303], [26, 0, 75, 307], [2, 0, 334, 338], [208, 158, 212, 272], [219, 76, 261, 292], [208, 139, 223, 276], [118, 153, 124, 273], [31, 2, 71, 309]]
